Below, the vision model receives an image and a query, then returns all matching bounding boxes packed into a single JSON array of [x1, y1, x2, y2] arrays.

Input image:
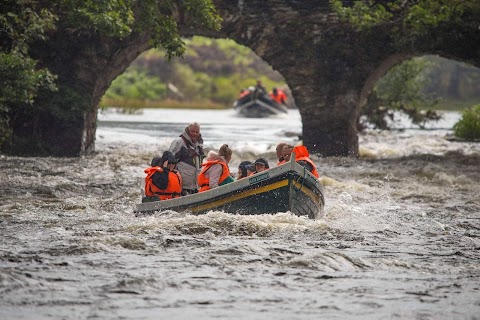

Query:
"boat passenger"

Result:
[[283, 145, 320, 178], [269, 87, 287, 105], [239, 88, 250, 98], [253, 158, 270, 174], [293, 145, 319, 178], [277, 144, 294, 166], [275, 142, 287, 166], [143, 151, 182, 202], [169, 122, 204, 196], [198, 144, 235, 192], [237, 160, 254, 180]]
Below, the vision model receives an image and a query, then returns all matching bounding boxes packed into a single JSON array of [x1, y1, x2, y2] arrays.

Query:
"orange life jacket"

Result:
[[144, 166, 182, 200], [239, 90, 250, 98], [292, 146, 320, 178], [198, 160, 231, 192], [269, 90, 287, 104]]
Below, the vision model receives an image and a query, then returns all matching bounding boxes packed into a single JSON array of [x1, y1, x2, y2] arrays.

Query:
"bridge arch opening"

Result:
[[358, 54, 480, 131], [99, 36, 295, 112]]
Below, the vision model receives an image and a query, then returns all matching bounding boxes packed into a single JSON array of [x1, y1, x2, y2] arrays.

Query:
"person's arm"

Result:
[[208, 164, 223, 189], [169, 138, 183, 157], [151, 170, 169, 190]]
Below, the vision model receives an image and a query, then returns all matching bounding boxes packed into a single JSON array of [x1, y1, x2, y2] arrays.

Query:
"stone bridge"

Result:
[[10, 1, 480, 156]]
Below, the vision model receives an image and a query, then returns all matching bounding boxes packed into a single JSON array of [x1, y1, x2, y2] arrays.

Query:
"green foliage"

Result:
[[60, 0, 134, 38], [454, 105, 480, 140], [104, 70, 167, 101], [0, 52, 57, 147], [361, 57, 441, 129], [0, 0, 57, 54], [330, 0, 393, 30], [330, 0, 471, 34], [1, 0, 221, 153], [105, 36, 286, 108]]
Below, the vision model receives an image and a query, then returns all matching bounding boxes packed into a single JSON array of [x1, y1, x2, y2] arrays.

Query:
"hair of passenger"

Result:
[[218, 144, 232, 158], [188, 122, 200, 132], [238, 160, 253, 178], [276, 142, 287, 151]]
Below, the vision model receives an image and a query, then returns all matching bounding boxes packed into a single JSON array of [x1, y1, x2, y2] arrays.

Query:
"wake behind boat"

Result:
[[233, 89, 289, 118], [135, 155, 325, 219]]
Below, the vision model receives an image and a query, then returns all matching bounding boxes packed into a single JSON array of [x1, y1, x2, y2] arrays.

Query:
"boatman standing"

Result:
[[169, 122, 205, 195]]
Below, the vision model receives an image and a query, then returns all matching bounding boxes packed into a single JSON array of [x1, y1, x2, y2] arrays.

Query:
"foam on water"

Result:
[[1, 108, 480, 319]]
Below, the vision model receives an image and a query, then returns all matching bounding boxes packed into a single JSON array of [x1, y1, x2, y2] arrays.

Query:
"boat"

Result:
[[134, 154, 325, 219], [233, 90, 289, 117]]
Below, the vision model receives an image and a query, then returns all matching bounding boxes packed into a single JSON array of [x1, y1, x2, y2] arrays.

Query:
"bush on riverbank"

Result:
[[454, 104, 480, 141]]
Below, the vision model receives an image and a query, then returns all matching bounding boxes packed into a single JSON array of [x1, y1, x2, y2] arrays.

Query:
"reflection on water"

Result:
[[1, 109, 479, 319]]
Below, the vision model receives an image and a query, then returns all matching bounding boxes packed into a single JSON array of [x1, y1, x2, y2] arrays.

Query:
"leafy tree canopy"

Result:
[[0, 0, 221, 146], [330, 0, 478, 35]]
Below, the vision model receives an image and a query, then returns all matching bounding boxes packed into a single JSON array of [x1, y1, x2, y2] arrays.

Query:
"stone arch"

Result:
[[5, 1, 479, 157]]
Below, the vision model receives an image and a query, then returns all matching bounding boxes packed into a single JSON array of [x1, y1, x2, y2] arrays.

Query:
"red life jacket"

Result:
[[292, 146, 320, 178], [198, 160, 231, 192], [144, 166, 182, 200]]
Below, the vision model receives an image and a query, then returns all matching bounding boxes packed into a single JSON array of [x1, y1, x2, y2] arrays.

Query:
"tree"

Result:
[[0, 0, 57, 147], [0, 0, 221, 155], [360, 57, 441, 130]]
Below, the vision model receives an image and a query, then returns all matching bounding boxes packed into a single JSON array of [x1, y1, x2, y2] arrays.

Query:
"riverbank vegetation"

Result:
[[101, 37, 286, 111], [454, 105, 480, 141]]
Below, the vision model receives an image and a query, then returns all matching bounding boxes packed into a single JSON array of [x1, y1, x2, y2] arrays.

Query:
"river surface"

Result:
[[1, 108, 479, 319]]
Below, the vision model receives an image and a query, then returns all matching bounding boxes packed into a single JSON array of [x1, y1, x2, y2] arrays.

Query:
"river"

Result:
[[1, 108, 479, 319]]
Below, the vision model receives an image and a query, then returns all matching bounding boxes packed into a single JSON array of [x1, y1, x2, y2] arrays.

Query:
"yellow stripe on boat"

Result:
[[190, 179, 289, 213], [292, 181, 321, 203]]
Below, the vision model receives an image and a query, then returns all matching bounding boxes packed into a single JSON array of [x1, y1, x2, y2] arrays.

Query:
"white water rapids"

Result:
[[1, 108, 479, 319]]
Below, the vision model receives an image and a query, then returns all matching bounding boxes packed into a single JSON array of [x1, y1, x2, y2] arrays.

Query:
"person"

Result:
[[269, 87, 287, 105], [239, 88, 250, 98], [198, 144, 235, 192], [253, 158, 270, 174], [277, 144, 294, 166], [282, 145, 320, 178], [237, 160, 254, 179], [169, 122, 204, 195], [275, 142, 287, 165], [255, 79, 267, 93], [143, 151, 182, 202]]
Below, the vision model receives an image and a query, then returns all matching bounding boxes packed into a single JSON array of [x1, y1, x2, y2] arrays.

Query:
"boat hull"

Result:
[[233, 93, 288, 118], [135, 159, 324, 219]]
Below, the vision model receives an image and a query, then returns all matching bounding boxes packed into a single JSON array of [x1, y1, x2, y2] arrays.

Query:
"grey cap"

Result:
[[254, 158, 270, 169]]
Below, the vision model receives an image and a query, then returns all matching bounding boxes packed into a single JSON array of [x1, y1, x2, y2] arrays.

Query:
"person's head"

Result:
[[161, 151, 178, 169], [254, 158, 270, 173], [218, 144, 233, 163], [272, 87, 278, 95], [186, 122, 201, 143], [256, 79, 262, 86], [282, 144, 294, 161], [237, 161, 253, 179], [276, 142, 287, 160], [150, 156, 163, 167]]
